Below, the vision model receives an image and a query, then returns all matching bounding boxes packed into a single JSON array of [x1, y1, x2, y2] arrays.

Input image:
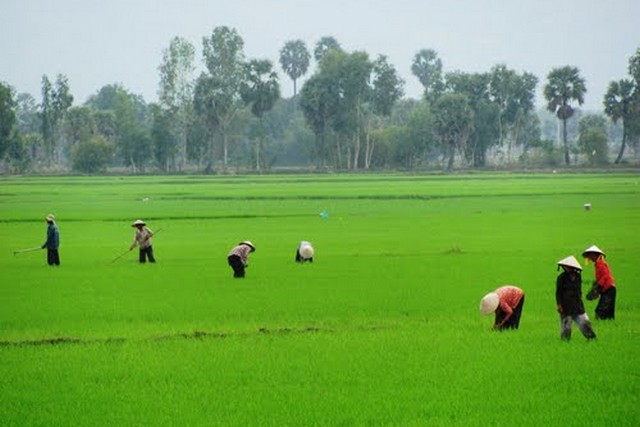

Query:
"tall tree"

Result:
[[158, 36, 196, 171], [241, 59, 281, 170], [411, 49, 444, 102], [197, 26, 246, 172], [0, 81, 17, 160], [366, 55, 404, 169], [279, 39, 310, 98], [578, 113, 609, 165], [313, 36, 341, 62], [39, 74, 73, 166], [543, 66, 586, 165], [432, 93, 474, 171], [488, 65, 538, 162], [603, 79, 635, 163]]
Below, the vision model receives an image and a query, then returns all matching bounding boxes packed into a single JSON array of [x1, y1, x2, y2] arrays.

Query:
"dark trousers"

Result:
[[47, 249, 60, 266], [595, 287, 616, 320], [495, 295, 525, 330], [228, 255, 245, 278], [139, 246, 156, 263]]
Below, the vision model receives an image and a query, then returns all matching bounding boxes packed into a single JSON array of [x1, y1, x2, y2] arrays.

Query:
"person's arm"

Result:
[[42, 227, 52, 249], [494, 301, 513, 328], [129, 232, 138, 250], [556, 277, 564, 314]]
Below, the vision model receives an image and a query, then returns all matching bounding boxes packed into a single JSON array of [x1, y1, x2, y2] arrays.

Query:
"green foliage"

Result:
[[411, 48, 444, 101], [0, 81, 17, 159], [71, 136, 115, 173], [0, 174, 638, 426], [279, 39, 310, 97], [579, 129, 609, 165], [544, 66, 587, 165]]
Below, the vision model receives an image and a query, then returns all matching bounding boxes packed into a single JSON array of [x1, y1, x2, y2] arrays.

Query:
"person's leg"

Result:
[[146, 246, 156, 263], [47, 249, 54, 266], [52, 249, 60, 266], [506, 296, 525, 329], [596, 288, 615, 320], [575, 313, 597, 339], [560, 316, 572, 340], [295, 250, 302, 262], [139, 248, 146, 263], [228, 255, 245, 278]]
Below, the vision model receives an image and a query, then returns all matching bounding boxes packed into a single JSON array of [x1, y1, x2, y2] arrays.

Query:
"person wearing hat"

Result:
[[479, 285, 525, 330], [41, 214, 60, 266], [129, 220, 155, 263], [582, 245, 616, 320], [227, 241, 255, 278], [295, 241, 314, 263], [556, 256, 596, 341]]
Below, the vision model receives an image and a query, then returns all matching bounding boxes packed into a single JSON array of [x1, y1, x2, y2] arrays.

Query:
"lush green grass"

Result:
[[1, 173, 639, 426]]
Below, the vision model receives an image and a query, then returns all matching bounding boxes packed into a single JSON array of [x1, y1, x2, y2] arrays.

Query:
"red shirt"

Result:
[[495, 285, 525, 317], [594, 257, 615, 290]]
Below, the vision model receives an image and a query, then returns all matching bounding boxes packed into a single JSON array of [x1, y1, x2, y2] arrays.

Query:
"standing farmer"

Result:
[[582, 245, 616, 320], [556, 256, 596, 341], [41, 214, 60, 266], [479, 285, 525, 330], [129, 220, 155, 263], [227, 241, 255, 278]]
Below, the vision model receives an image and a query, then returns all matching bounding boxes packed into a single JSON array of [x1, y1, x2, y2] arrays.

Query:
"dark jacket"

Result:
[[556, 270, 585, 316], [42, 222, 60, 249]]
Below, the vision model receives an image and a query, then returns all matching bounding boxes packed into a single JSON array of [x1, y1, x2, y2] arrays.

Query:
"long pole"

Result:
[[111, 227, 164, 263], [13, 247, 42, 255]]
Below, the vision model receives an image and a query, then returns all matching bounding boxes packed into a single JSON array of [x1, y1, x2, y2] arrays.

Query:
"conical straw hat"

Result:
[[582, 245, 605, 257], [479, 292, 500, 315], [557, 255, 582, 271]]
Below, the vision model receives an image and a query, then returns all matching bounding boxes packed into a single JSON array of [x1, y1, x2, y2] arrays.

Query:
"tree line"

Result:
[[1, 27, 639, 174]]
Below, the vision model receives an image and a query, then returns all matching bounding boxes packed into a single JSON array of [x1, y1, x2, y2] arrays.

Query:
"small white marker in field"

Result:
[[583, 203, 591, 211]]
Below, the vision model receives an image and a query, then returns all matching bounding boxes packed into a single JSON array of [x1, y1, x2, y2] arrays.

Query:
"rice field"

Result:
[[1, 173, 639, 426]]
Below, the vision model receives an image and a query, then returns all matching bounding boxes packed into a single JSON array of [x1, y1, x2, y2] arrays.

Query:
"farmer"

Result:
[[295, 240, 314, 263], [129, 219, 155, 263], [479, 285, 525, 330], [582, 245, 616, 320], [227, 241, 255, 278], [556, 256, 596, 341], [41, 214, 60, 266]]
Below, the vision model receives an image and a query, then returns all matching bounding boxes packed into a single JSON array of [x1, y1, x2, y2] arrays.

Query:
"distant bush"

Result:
[[71, 136, 114, 173]]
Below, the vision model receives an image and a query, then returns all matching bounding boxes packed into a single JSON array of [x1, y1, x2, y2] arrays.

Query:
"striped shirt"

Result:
[[132, 227, 153, 249], [594, 257, 615, 290], [228, 244, 253, 265]]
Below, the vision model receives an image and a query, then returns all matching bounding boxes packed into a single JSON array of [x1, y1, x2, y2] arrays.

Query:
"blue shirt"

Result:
[[42, 222, 60, 249]]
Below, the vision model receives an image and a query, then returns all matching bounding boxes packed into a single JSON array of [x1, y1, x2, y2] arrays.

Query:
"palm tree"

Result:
[[279, 40, 310, 98], [543, 66, 586, 165], [603, 79, 635, 164]]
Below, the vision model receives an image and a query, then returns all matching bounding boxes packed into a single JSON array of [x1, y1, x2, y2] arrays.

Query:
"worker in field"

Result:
[[582, 245, 616, 320], [227, 241, 255, 278], [479, 285, 525, 330], [129, 219, 156, 263], [295, 241, 314, 263], [41, 214, 60, 266], [555, 256, 596, 341]]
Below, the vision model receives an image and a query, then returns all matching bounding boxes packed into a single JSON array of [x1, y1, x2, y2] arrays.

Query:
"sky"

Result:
[[2, 0, 639, 112]]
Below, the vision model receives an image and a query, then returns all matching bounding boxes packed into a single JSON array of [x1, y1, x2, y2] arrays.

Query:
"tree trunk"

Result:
[[614, 126, 627, 164], [223, 133, 228, 173], [562, 118, 570, 165]]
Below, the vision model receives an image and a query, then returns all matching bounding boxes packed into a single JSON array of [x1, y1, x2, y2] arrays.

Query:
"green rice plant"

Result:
[[0, 173, 638, 426]]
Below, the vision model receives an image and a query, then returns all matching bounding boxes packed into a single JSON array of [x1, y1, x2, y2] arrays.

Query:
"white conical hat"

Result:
[[299, 244, 314, 259], [46, 214, 56, 222], [240, 241, 255, 251], [132, 219, 146, 227], [557, 255, 582, 271], [479, 292, 500, 315], [582, 245, 605, 257]]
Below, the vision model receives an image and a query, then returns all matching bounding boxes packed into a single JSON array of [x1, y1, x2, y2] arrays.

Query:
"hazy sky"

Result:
[[2, 0, 639, 111]]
